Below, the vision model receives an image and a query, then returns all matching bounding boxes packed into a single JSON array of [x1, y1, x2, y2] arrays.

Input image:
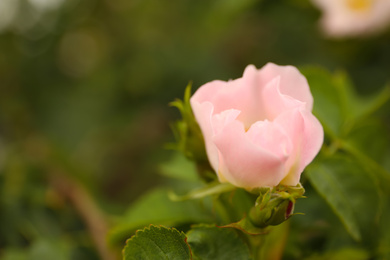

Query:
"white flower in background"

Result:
[[0, 0, 19, 32], [312, 0, 390, 37], [28, 0, 64, 11], [0, 0, 64, 34]]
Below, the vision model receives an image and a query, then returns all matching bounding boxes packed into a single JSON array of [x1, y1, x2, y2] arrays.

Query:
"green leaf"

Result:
[[340, 120, 390, 184], [344, 119, 390, 164], [351, 85, 390, 120], [300, 67, 349, 137], [305, 155, 382, 242], [301, 66, 390, 139], [109, 188, 214, 245], [123, 225, 191, 260], [186, 225, 251, 260], [159, 152, 199, 182]]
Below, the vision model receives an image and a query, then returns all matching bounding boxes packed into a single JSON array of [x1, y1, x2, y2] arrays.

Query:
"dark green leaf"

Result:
[[305, 155, 382, 242], [302, 67, 390, 139], [351, 85, 390, 120], [300, 67, 349, 137], [186, 225, 251, 260], [344, 119, 390, 165], [123, 225, 191, 260]]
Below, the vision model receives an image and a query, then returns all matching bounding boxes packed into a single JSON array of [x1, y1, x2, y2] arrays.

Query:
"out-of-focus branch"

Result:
[[50, 173, 118, 260], [23, 135, 119, 259]]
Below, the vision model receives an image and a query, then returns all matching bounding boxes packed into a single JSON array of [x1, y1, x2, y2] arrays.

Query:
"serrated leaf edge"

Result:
[[122, 225, 193, 260]]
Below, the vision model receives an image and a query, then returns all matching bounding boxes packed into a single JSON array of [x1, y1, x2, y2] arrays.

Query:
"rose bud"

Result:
[[190, 63, 323, 190], [248, 186, 304, 228]]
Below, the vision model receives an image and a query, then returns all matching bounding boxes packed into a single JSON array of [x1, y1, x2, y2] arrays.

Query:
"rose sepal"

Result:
[[168, 181, 236, 201], [168, 83, 207, 162]]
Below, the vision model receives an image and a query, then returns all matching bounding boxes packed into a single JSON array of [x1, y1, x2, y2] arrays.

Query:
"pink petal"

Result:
[[258, 63, 313, 111], [246, 120, 292, 160], [190, 65, 268, 129], [213, 120, 287, 188], [191, 100, 241, 173], [190, 101, 219, 172], [274, 108, 324, 186], [262, 76, 305, 120]]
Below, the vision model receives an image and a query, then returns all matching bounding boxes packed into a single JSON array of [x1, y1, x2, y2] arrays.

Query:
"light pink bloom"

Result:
[[190, 63, 323, 189], [312, 0, 390, 37]]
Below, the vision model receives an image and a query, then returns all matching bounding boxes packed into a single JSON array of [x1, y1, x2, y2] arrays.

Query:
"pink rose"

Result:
[[190, 63, 323, 189]]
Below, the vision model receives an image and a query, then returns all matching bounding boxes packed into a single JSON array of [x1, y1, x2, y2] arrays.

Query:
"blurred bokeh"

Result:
[[0, 0, 389, 259]]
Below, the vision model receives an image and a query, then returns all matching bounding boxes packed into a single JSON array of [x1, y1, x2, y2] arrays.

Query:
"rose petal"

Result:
[[258, 63, 313, 111], [262, 76, 305, 120], [213, 120, 287, 188], [246, 120, 292, 160], [191, 99, 241, 173], [190, 101, 219, 172], [191, 65, 268, 128], [274, 108, 324, 186]]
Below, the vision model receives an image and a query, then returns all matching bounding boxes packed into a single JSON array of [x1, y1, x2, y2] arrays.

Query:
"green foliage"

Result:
[[301, 67, 349, 137], [305, 247, 369, 260], [169, 84, 207, 162], [302, 66, 390, 139], [301, 67, 390, 257], [123, 225, 191, 260], [122, 224, 253, 260], [186, 225, 251, 260], [2, 238, 71, 260], [305, 155, 381, 242], [159, 153, 199, 182], [109, 188, 215, 245]]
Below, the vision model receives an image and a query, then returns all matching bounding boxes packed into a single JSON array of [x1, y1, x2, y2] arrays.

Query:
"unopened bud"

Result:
[[248, 184, 304, 228]]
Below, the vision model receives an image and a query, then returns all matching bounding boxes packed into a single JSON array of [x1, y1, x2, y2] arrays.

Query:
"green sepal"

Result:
[[249, 184, 305, 228], [169, 181, 236, 201], [168, 83, 207, 163], [221, 215, 268, 235]]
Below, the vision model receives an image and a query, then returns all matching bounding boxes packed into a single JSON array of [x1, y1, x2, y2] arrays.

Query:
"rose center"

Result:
[[345, 0, 373, 12]]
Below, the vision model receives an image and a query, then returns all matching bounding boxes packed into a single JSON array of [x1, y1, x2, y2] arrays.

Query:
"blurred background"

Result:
[[0, 0, 389, 259]]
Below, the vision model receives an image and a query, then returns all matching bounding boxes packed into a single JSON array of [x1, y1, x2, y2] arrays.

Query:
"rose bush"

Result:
[[190, 63, 323, 189]]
